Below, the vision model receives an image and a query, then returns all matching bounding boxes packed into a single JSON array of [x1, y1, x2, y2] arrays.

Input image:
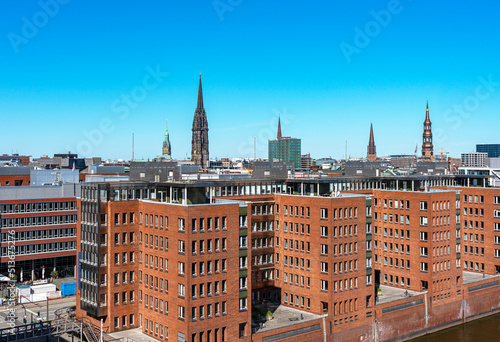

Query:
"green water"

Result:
[[409, 313, 500, 342]]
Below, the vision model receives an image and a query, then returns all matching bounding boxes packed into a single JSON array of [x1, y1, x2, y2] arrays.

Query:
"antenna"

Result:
[[345, 140, 348, 161], [132, 133, 135, 162], [254, 137, 256, 160]]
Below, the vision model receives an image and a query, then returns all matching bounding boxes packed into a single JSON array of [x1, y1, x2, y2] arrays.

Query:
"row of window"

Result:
[[464, 194, 485, 204], [333, 298, 359, 316], [283, 293, 311, 310], [1, 241, 76, 257], [321, 242, 358, 256], [192, 238, 227, 254], [283, 255, 310, 270], [142, 273, 168, 293], [280, 221, 308, 235], [112, 271, 135, 285], [191, 280, 227, 298], [463, 261, 485, 272], [283, 238, 311, 253], [375, 227, 410, 239], [283, 272, 311, 288], [191, 300, 231, 320], [0, 201, 76, 214], [113, 290, 135, 305], [463, 220, 485, 230], [113, 314, 135, 331], [374, 254, 411, 270], [114, 232, 136, 245], [190, 259, 228, 276], [0, 228, 75, 242], [382, 273, 411, 288], [464, 245, 485, 256], [0, 214, 77, 228], [318, 207, 358, 220], [374, 212, 410, 225], [373, 198, 411, 210]]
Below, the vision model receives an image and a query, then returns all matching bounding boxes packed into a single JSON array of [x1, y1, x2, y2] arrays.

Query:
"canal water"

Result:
[[409, 313, 500, 342]]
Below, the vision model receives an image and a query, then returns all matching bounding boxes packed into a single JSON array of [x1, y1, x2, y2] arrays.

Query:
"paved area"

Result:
[[253, 305, 325, 334], [376, 285, 424, 305], [463, 271, 499, 284], [109, 327, 160, 342]]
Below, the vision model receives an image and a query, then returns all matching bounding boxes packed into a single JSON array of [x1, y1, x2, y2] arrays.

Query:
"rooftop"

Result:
[[108, 327, 160, 342], [376, 285, 425, 305], [252, 304, 325, 335], [463, 271, 499, 285]]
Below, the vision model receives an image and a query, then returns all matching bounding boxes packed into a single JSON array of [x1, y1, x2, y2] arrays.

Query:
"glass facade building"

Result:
[[268, 137, 301, 170], [476, 144, 500, 158]]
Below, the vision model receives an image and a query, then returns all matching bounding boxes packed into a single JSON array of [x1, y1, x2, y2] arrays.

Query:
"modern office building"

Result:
[[476, 144, 500, 158], [0, 184, 80, 280], [461, 152, 487, 167], [268, 117, 301, 170]]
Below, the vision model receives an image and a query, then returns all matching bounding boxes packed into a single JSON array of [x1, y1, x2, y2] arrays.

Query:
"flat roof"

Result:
[[376, 285, 425, 305], [252, 304, 325, 334], [463, 271, 499, 285]]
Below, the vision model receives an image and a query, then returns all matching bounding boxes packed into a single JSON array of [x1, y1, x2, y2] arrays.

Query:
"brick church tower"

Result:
[[422, 99, 434, 160], [367, 121, 377, 161], [191, 75, 209, 169]]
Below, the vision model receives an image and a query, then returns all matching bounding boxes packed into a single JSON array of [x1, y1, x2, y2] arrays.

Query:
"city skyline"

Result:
[[1, 1, 500, 160]]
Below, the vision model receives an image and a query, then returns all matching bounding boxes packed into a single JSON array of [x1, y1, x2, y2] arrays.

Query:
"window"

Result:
[[239, 298, 247, 310], [178, 218, 185, 231], [178, 262, 185, 275], [178, 306, 185, 319], [321, 208, 328, 219], [321, 280, 328, 292], [420, 201, 427, 211], [321, 262, 328, 273], [178, 284, 185, 297], [321, 244, 328, 255], [178, 240, 185, 253], [321, 226, 328, 237], [420, 217, 428, 226], [420, 262, 428, 272]]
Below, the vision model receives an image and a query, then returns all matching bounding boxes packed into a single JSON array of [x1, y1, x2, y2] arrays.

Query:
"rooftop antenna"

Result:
[[132, 133, 135, 162], [345, 140, 348, 161], [254, 137, 256, 160]]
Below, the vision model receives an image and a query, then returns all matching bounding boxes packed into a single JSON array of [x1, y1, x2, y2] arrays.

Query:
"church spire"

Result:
[[192, 74, 209, 169], [367, 121, 377, 161], [197, 74, 204, 110], [277, 115, 282, 139], [162, 119, 171, 158], [422, 98, 434, 160]]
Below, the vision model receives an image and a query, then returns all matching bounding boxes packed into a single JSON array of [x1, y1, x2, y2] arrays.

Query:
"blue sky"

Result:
[[1, 0, 500, 160]]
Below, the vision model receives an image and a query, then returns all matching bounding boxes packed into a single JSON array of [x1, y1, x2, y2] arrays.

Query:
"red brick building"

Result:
[[76, 176, 500, 342]]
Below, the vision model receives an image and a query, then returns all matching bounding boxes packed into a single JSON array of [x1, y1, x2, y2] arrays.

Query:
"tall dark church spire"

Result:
[[367, 121, 376, 161], [422, 99, 434, 160], [191, 74, 209, 169], [277, 115, 282, 139]]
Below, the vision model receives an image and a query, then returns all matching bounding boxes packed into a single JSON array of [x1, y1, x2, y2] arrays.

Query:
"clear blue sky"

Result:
[[1, 0, 499, 160]]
